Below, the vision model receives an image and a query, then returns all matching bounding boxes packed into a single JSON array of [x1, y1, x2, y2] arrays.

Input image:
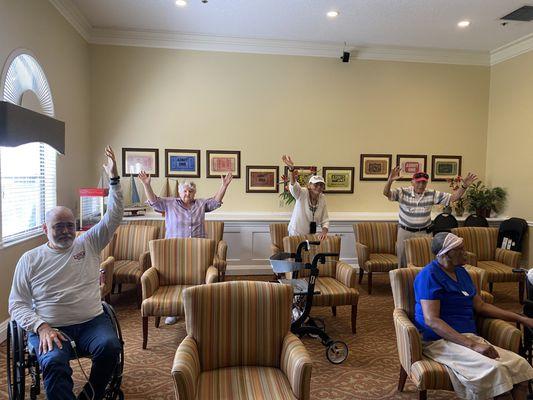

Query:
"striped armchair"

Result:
[[270, 223, 289, 256], [283, 235, 359, 334], [141, 238, 218, 349], [404, 236, 493, 303], [172, 281, 312, 400], [204, 221, 228, 281], [126, 219, 166, 239], [112, 224, 160, 308], [390, 267, 521, 400], [452, 227, 524, 303], [354, 222, 398, 294]]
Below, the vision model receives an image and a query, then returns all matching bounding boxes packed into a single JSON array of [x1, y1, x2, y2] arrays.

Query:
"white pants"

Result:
[[396, 227, 431, 267], [423, 333, 533, 400]]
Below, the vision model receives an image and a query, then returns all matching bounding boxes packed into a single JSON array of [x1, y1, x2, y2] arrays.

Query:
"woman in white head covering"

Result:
[[414, 232, 533, 400], [281, 155, 329, 240]]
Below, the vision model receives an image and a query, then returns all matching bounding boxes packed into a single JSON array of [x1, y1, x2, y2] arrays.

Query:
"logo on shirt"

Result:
[[73, 250, 86, 261]]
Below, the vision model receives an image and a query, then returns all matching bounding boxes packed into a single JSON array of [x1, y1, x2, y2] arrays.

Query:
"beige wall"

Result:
[[0, 0, 91, 321], [89, 45, 490, 211]]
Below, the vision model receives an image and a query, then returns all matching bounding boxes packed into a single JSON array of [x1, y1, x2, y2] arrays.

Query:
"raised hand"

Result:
[[102, 146, 118, 178], [221, 172, 233, 188], [462, 172, 478, 187], [138, 170, 151, 185], [389, 166, 401, 181], [282, 155, 295, 168]]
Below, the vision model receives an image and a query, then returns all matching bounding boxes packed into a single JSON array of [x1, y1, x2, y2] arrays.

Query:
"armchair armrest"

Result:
[[139, 250, 152, 273], [172, 335, 200, 400], [336, 261, 357, 288], [393, 309, 423, 375], [281, 333, 312, 400], [465, 251, 477, 267], [217, 240, 228, 262], [495, 248, 521, 268], [205, 266, 219, 284], [480, 291, 494, 304], [141, 266, 160, 300], [355, 242, 369, 267], [476, 317, 521, 353], [99, 256, 115, 298]]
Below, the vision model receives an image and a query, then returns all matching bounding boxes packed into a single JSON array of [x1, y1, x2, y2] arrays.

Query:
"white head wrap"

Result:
[[436, 233, 464, 258]]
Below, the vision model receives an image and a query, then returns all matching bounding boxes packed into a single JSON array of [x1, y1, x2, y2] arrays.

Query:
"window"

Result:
[[0, 50, 57, 245]]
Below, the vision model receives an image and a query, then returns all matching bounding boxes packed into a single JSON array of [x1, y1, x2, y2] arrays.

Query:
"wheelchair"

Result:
[[270, 240, 349, 364], [6, 302, 124, 400]]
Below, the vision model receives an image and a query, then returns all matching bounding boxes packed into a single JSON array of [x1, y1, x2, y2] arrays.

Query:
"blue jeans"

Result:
[[28, 312, 121, 400]]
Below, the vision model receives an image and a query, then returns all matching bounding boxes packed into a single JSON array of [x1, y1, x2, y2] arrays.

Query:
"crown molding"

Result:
[[490, 33, 533, 66], [48, 0, 92, 41]]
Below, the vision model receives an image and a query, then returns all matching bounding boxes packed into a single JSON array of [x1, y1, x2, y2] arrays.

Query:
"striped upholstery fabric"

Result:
[[312, 277, 359, 307], [270, 223, 289, 256], [149, 238, 215, 286], [205, 221, 228, 280], [282, 235, 340, 278], [114, 260, 142, 284], [174, 281, 312, 400], [495, 247, 521, 267], [205, 220, 224, 243], [478, 261, 520, 282], [141, 285, 191, 316], [126, 219, 166, 239], [355, 222, 397, 254], [114, 224, 159, 262], [405, 236, 433, 268], [452, 227, 497, 261], [364, 254, 398, 273], [389, 267, 522, 396]]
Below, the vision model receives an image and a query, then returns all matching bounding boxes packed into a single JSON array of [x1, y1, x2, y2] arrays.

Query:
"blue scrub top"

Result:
[[414, 260, 477, 341]]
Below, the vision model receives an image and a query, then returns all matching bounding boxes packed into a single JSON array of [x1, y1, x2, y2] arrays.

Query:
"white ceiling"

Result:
[[68, 0, 533, 52]]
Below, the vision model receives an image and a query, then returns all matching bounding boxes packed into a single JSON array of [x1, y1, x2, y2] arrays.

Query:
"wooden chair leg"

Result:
[[519, 278, 525, 304], [118, 283, 122, 294], [419, 390, 427, 400], [398, 366, 407, 392], [331, 306, 337, 316], [137, 284, 142, 309], [155, 317, 161, 328], [488, 282, 493, 293], [142, 317, 148, 349], [368, 272, 373, 295], [351, 304, 358, 335], [358, 267, 364, 284]]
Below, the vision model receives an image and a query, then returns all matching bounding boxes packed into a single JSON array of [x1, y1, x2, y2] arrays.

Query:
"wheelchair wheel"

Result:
[[102, 302, 124, 399], [326, 341, 348, 364], [6, 320, 26, 400]]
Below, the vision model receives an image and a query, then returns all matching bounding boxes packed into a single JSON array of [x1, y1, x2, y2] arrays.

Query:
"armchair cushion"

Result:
[[495, 248, 521, 268], [477, 261, 521, 283], [312, 277, 358, 307], [281, 333, 312, 400], [363, 253, 398, 273], [114, 260, 142, 284], [172, 336, 200, 400], [141, 285, 191, 317]]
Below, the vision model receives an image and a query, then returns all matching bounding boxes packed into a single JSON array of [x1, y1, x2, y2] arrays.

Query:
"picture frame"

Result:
[[246, 165, 279, 193], [431, 155, 462, 181], [396, 154, 427, 181], [283, 166, 318, 187], [206, 150, 241, 178], [122, 148, 159, 177], [323, 167, 355, 194], [165, 149, 201, 178], [360, 154, 392, 181]]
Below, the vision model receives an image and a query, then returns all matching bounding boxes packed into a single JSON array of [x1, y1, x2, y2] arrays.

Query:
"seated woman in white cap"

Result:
[[415, 232, 533, 400], [138, 170, 232, 324], [281, 155, 329, 240]]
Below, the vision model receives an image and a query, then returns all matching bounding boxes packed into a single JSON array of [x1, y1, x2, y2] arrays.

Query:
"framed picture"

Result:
[[323, 167, 355, 194], [165, 149, 200, 178], [360, 154, 392, 181], [246, 165, 279, 193], [206, 150, 241, 178], [431, 155, 462, 181], [283, 166, 318, 187], [122, 148, 159, 177], [396, 154, 427, 181]]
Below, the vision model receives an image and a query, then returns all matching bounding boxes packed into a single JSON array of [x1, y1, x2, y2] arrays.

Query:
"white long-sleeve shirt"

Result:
[[8, 183, 124, 332], [288, 182, 329, 236]]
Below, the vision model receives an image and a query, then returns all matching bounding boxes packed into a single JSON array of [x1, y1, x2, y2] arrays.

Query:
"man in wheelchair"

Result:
[[8, 146, 124, 400]]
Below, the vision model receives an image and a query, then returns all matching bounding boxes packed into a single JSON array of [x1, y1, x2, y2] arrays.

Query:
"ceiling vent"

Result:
[[501, 5, 533, 21]]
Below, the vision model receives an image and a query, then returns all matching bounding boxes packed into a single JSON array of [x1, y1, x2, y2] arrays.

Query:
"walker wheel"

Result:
[[308, 318, 325, 338], [326, 341, 348, 364]]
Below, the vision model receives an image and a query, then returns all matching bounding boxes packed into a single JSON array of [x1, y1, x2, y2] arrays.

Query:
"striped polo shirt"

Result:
[[389, 187, 451, 229]]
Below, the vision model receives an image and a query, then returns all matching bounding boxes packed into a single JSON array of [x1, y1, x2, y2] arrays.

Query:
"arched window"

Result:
[[0, 50, 57, 244]]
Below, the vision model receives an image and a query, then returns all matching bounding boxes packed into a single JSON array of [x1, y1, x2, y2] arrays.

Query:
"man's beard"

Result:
[[52, 235, 74, 249]]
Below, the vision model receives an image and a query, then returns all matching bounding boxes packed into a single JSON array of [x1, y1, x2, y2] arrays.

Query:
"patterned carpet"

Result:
[[0, 273, 524, 399]]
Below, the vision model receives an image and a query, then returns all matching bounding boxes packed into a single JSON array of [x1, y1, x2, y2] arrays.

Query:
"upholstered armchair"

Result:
[[404, 236, 493, 303], [389, 267, 522, 400], [112, 224, 160, 308], [172, 281, 312, 400], [125, 219, 166, 239], [282, 235, 359, 334], [204, 220, 228, 281], [270, 223, 289, 256], [452, 227, 524, 302], [141, 238, 218, 349], [354, 222, 398, 294]]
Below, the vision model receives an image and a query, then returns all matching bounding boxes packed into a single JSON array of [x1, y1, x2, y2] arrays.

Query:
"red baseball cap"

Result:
[[412, 172, 429, 182]]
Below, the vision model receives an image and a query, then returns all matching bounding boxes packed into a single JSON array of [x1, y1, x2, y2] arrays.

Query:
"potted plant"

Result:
[[464, 181, 507, 218]]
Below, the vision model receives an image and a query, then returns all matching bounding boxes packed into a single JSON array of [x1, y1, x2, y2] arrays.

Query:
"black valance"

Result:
[[0, 101, 65, 154]]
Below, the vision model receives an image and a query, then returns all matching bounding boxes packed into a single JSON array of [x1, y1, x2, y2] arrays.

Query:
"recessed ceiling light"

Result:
[[175, 0, 187, 7], [457, 20, 470, 28], [327, 11, 339, 18]]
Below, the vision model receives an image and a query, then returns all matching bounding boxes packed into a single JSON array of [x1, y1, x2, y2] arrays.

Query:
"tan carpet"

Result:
[[0, 274, 523, 399]]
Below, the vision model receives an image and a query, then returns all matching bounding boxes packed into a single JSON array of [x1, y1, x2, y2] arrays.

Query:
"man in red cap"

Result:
[[383, 167, 477, 267]]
